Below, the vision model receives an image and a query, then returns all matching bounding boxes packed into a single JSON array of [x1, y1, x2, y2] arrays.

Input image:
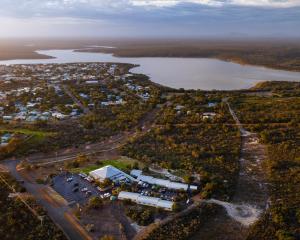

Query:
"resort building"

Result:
[[89, 165, 135, 183], [118, 191, 174, 211], [130, 169, 198, 191]]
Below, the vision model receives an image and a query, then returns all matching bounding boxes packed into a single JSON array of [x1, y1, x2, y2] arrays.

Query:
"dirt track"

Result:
[[190, 100, 269, 240]]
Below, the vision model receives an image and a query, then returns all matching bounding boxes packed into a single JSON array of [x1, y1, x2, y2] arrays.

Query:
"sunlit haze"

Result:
[[0, 0, 300, 38]]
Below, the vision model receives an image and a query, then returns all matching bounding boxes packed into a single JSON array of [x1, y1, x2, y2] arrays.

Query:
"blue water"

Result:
[[1, 49, 299, 90]]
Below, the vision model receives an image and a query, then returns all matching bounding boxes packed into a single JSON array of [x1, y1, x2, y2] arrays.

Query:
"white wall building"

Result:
[[130, 169, 197, 191], [118, 191, 174, 211], [90, 165, 135, 183]]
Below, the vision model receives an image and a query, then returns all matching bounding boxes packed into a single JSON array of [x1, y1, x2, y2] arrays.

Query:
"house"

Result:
[[86, 80, 99, 85], [79, 93, 89, 99], [26, 102, 38, 108], [89, 165, 135, 183], [52, 112, 68, 120], [1, 133, 12, 144], [207, 102, 217, 108], [202, 112, 217, 120], [118, 191, 174, 211], [3, 116, 13, 121], [175, 105, 185, 111]]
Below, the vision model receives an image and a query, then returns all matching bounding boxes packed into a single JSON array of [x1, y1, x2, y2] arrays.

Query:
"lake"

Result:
[[1, 49, 300, 90]]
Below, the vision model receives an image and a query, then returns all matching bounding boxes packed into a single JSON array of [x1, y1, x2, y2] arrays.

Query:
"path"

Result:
[[225, 99, 269, 210], [62, 85, 90, 114], [131, 99, 270, 240], [190, 99, 269, 239]]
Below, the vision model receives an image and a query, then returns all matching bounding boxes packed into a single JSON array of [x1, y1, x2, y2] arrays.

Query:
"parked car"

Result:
[[86, 191, 92, 196], [85, 176, 94, 183], [103, 193, 111, 198], [81, 187, 88, 192], [67, 177, 73, 182], [79, 173, 88, 178]]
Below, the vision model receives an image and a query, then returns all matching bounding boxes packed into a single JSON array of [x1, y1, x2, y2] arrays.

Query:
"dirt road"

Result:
[[189, 100, 269, 239]]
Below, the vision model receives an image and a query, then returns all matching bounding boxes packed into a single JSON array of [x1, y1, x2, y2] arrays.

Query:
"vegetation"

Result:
[[70, 157, 142, 173], [231, 82, 300, 240], [87, 196, 103, 210], [99, 235, 115, 240], [0, 173, 67, 240], [143, 203, 220, 240], [125, 206, 155, 226], [122, 93, 241, 199], [80, 40, 300, 72]]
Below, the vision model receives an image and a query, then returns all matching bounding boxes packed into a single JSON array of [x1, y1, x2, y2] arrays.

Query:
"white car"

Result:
[[79, 173, 88, 178], [81, 187, 88, 192], [85, 176, 94, 183], [103, 193, 111, 198], [66, 177, 73, 182]]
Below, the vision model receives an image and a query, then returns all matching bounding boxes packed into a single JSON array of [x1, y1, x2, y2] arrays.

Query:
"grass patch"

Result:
[[0, 128, 55, 137], [71, 157, 143, 174]]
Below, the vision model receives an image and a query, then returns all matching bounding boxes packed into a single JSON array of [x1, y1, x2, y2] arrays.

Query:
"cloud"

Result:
[[129, 0, 224, 7], [0, 0, 299, 38], [129, 0, 300, 7]]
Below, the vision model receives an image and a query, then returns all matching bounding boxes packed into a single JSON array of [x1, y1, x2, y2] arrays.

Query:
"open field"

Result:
[[70, 157, 143, 174]]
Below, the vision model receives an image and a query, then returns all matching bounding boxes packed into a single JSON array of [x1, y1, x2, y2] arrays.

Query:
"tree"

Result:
[[183, 175, 195, 184], [172, 202, 181, 212], [100, 235, 115, 240], [100, 178, 113, 188], [88, 197, 103, 209]]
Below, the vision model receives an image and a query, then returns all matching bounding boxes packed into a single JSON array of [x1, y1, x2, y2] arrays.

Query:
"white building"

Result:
[[202, 112, 217, 120], [130, 170, 197, 191], [118, 191, 174, 211], [89, 165, 135, 183], [86, 80, 99, 85]]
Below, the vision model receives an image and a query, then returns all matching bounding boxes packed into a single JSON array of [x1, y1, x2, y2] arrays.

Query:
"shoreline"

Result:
[[76, 48, 300, 73], [1, 49, 300, 92], [0, 47, 299, 73]]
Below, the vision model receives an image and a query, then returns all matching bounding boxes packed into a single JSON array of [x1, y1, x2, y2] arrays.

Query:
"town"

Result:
[[0, 61, 299, 240], [0, 63, 154, 123]]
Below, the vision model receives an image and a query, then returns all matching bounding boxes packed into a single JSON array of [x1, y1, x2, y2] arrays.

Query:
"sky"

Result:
[[0, 0, 300, 38]]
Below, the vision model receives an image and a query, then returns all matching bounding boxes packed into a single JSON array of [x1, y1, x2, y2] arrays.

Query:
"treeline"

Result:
[[83, 41, 300, 72], [0, 173, 67, 240]]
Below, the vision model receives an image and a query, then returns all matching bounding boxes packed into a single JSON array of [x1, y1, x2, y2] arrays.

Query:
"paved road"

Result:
[[62, 85, 90, 114], [3, 160, 93, 240], [26, 104, 160, 165]]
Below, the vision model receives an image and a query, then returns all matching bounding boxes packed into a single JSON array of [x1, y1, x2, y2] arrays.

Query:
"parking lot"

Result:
[[136, 183, 178, 202], [52, 172, 184, 206], [52, 172, 110, 205]]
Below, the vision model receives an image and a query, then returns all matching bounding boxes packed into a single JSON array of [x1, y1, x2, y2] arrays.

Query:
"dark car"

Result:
[[72, 187, 79, 192]]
